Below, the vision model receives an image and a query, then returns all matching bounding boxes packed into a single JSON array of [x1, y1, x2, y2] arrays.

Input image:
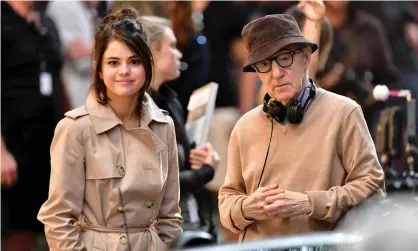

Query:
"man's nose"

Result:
[[271, 60, 283, 78]]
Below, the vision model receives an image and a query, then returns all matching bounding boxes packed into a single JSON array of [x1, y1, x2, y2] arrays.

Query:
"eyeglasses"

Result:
[[253, 48, 303, 73]]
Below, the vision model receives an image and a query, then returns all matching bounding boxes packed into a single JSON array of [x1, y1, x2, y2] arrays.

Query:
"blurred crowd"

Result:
[[1, 1, 418, 250]]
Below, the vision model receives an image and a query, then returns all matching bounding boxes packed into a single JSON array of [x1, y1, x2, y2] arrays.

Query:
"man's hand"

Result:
[[297, 0, 326, 21], [264, 190, 312, 218], [1, 149, 18, 187], [242, 185, 283, 221]]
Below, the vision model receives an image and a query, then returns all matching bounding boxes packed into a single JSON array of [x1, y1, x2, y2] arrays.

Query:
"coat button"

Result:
[[117, 206, 125, 213], [117, 165, 125, 176], [145, 201, 154, 208], [120, 236, 128, 245]]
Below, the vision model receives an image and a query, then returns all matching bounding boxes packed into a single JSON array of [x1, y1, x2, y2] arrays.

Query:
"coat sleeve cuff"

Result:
[[231, 196, 254, 230], [306, 191, 328, 220]]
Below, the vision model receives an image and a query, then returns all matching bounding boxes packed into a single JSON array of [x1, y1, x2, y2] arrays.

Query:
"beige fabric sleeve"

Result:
[[307, 106, 385, 223], [219, 128, 255, 233], [37, 117, 86, 251], [156, 116, 183, 246]]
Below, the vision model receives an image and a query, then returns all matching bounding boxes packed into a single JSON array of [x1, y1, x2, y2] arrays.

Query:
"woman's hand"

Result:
[[297, 0, 326, 21], [189, 143, 220, 170]]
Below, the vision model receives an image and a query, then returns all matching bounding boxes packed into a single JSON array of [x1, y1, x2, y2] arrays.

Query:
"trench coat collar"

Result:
[[85, 92, 168, 134]]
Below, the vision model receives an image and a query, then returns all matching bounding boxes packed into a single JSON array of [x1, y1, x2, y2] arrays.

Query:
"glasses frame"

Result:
[[253, 48, 303, 73]]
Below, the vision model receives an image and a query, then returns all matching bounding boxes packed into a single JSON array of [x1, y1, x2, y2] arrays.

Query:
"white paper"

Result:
[[40, 72, 53, 96], [187, 195, 199, 224]]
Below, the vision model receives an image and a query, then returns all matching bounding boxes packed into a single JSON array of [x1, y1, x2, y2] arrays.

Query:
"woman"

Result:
[[37, 8, 182, 251], [164, 1, 210, 119], [320, 1, 399, 131], [140, 16, 219, 239], [284, 0, 333, 80]]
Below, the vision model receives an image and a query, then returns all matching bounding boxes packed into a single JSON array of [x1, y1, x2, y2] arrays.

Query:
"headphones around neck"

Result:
[[263, 82, 317, 125]]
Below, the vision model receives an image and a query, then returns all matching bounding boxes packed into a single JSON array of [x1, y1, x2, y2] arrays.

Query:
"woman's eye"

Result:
[[131, 59, 142, 65], [108, 61, 118, 65]]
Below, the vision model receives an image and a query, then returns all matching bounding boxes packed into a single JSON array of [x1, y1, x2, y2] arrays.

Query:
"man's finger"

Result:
[[264, 193, 285, 205], [263, 187, 285, 197], [262, 184, 279, 192], [264, 201, 282, 213]]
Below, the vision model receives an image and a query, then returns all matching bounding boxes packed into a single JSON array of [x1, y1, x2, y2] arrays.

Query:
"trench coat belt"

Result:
[[74, 215, 157, 233]]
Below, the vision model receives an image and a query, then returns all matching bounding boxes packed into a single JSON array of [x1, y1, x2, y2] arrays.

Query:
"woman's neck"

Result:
[[107, 93, 139, 124], [151, 73, 165, 92]]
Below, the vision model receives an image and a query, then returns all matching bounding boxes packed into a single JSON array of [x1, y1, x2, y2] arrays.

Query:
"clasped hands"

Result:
[[242, 184, 312, 221]]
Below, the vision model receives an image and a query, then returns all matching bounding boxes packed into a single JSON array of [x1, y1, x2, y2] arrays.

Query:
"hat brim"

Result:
[[242, 37, 318, 72]]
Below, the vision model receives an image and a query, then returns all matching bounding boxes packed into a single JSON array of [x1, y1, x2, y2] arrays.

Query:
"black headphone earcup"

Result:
[[263, 93, 287, 124], [287, 100, 304, 124], [269, 101, 287, 123]]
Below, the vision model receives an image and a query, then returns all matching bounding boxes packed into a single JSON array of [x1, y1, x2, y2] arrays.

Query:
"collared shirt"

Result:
[[38, 92, 183, 251]]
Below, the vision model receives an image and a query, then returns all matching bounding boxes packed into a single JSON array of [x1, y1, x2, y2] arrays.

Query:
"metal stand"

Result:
[[403, 97, 417, 194], [376, 95, 417, 194]]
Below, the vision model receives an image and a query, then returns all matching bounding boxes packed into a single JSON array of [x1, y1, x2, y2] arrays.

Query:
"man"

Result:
[[218, 14, 385, 242]]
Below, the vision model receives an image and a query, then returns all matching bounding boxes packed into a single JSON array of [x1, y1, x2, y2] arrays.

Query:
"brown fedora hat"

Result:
[[242, 14, 318, 72]]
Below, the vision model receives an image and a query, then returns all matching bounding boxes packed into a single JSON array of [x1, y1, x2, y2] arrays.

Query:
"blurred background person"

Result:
[[47, 0, 100, 108], [110, 1, 165, 16], [165, 1, 210, 119], [355, 1, 418, 129], [141, 15, 220, 240], [318, 1, 400, 134], [1, 1, 65, 250], [285, 0, 333, 81]]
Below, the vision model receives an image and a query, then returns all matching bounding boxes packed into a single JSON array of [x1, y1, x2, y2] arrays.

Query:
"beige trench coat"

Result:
[[38, 93, 183, 251]]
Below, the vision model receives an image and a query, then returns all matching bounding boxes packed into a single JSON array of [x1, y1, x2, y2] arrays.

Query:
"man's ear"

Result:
[[304, 49, 312, 69]]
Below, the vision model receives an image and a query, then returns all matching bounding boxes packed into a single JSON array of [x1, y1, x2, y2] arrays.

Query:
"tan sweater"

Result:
[[218, 88, 385, 242]]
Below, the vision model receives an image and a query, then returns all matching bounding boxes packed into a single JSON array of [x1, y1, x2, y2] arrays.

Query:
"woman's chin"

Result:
[[113, 88, 140, 98]]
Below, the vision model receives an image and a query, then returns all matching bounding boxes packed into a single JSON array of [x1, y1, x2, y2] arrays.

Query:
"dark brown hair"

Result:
[[92, 7, 153, 117], [165, 1, 195, 49]]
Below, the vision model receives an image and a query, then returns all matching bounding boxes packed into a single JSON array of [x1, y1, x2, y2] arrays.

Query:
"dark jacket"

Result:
[[152, 85, 216, 235]]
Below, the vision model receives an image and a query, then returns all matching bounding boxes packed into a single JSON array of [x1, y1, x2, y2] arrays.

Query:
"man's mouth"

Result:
[[275, 83, 289, 89]]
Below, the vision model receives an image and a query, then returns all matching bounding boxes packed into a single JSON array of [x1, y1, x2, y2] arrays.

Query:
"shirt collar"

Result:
[[85, 92, 168, 134]]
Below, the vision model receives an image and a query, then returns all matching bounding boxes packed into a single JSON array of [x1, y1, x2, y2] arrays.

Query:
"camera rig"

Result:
[[375, 93, 418, 193]]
